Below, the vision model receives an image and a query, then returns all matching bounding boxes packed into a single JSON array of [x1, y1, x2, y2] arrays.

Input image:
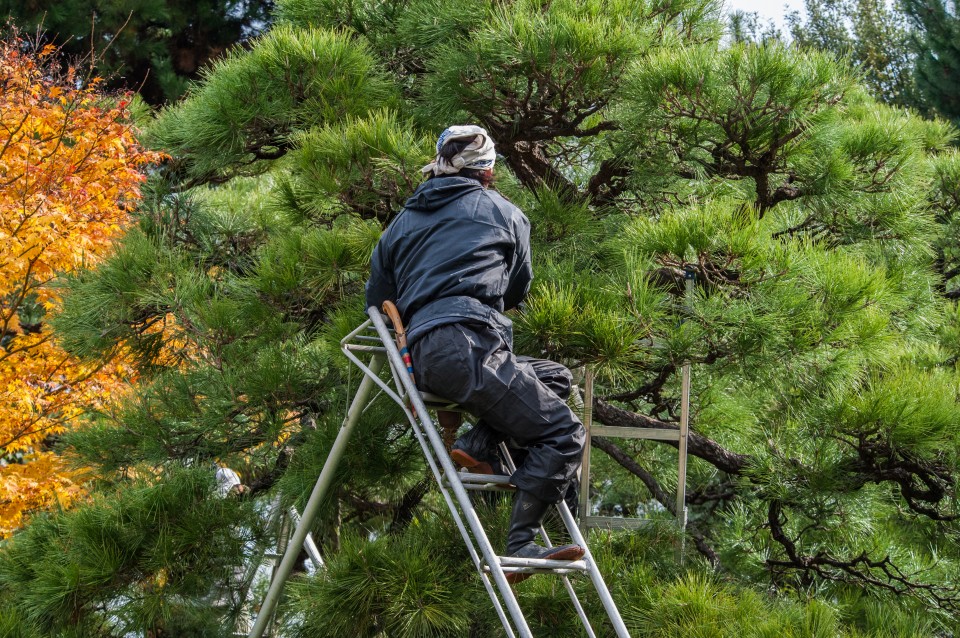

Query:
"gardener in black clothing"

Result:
[[365, 125, 586, 582]]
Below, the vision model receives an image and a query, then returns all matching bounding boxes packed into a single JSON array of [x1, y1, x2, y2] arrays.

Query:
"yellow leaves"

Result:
[[0, 451, 87, 537], [4, 313, 20, 334], [0, 37, 161, 536]]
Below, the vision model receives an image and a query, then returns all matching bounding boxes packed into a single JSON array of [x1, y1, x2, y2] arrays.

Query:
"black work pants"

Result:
[[411, 322, 585, 503]]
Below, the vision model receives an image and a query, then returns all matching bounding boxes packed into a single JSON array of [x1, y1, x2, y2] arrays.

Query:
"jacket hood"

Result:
[[404, 176, 483, 212]]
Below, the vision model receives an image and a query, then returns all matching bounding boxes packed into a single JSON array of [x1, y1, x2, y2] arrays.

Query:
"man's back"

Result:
[[366, 175, 532, 344]]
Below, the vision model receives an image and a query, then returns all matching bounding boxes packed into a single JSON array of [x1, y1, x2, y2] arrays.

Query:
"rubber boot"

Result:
[[504, 490, 584, 584]]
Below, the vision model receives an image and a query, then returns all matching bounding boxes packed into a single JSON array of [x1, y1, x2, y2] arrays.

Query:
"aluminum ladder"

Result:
[[248, 306, 630, 638]]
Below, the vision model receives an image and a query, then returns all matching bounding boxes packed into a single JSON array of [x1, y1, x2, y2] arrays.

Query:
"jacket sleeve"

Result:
[[365, 234, 396, 311], [503, 212, 533, 311]]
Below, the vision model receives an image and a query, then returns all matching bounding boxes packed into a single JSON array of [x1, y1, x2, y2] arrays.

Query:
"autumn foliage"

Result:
[[0, 36, 162, 535]]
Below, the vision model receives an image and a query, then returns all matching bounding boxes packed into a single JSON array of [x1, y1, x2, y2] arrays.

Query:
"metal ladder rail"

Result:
[[495, 443, 597, 637], [494, 440, 630, 637], [233, 501, 323, 637], [357, 310, 534, 637], [340, 322, 520, 636], [358, 309, 629, 638], [247, 337, 388, 638], [245, 315, 525, 637]]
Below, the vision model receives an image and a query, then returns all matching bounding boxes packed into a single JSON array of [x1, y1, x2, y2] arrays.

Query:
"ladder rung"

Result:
[[344, 344, 388, 353], [443, 472, 515, 492], [462, 483, 516, 492], [454, 471, 514, 484], [419, 391, 458, 405], [496, 556, 590, 571], [590, 425, 681, 441], [488, 565, 588, 576]]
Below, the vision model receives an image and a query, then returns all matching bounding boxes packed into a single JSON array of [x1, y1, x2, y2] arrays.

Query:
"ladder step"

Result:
[[583, 515, 652, 530], [590, 424, 680, 441], [484, 556, 591, 576], [442, 471, 515, 491], [453, 471, 514, 485]]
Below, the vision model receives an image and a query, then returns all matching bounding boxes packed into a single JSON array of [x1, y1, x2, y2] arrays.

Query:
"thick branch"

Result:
[[587, 157, 632, 206], [845, 437, 957, 521], [500, 140, 581, 201], [389, 476, 432, 535]]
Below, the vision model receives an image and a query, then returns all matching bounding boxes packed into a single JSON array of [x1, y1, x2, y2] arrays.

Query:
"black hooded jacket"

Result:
[[365, 176, 532, 346]]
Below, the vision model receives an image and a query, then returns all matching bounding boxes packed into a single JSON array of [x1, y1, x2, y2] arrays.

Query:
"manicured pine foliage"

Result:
[[2, 0, 960, 636]]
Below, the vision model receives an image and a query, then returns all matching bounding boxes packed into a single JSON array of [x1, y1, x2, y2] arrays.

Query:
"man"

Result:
[[365, 125, 586, 582]]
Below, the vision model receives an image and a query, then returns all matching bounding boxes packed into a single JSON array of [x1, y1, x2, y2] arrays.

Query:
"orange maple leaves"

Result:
[[0, 38, 163, 535]]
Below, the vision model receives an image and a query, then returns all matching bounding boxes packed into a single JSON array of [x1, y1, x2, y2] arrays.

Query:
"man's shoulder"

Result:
[[478, 189, 528, 226], [479, 187, 515, 209]]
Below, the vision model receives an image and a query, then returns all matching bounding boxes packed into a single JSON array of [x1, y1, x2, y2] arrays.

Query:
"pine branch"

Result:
[[389, 475, 433, 535], [586, 157, 632, 206], [602, 362, 677, 403], [766, 500, 960, 612], [498, 138, 581, 201], [844, 434, 957, 521]]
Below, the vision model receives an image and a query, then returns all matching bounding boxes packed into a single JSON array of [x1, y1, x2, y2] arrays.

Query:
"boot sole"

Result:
[[450, 449, 495, 476], [505, 545, 586, 585]]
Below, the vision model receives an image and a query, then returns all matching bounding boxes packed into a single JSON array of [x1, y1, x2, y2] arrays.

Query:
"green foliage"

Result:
[[10, 0, 960, 634], [625, 572, 841, 637], [421, 0, 653, 127], [0, 468, 254, 636], [623, 42, 854, 211], [150, 25, 396, 182], [289, 110, 434, 222], [283, 521, 478, 637]]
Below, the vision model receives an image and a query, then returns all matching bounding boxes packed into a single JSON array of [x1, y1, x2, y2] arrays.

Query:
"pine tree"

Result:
[[2, 0, 959, 636]]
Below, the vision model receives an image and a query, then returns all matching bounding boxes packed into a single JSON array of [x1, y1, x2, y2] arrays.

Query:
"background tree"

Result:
[[1, 0, 960, 636], [1, 0, 274, 104], [902, 0, 960, 126], [727, 10, 781, 44], [0, 34, 162, 536], [787, 0, 920, 107]]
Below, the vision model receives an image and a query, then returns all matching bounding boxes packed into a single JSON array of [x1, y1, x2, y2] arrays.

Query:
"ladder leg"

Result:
[[499, 439, 627, 638], [558, 502, 631, 638], [247, 354, 386, 638]]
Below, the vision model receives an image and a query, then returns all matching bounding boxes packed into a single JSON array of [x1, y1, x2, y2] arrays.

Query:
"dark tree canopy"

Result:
[[2, 0, 274, 104]]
